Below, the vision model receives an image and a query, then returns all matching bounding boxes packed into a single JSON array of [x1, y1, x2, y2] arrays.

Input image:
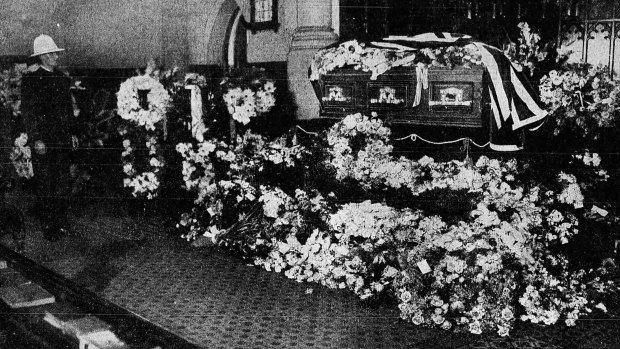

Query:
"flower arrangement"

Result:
[[325, 113, 497, 197], [497, 21, 620, 145], [221, 69, 276, 125], [176, 130, 307, 244], [175, 111, 619, 337], [119, 135, 165, 199], [308, 39, 416, 80], [250, 146, 613, 336], [9, 133, 33, 179], [326, 112, 395, 189], [117, 68, 171, 199], [117, 75, 171, 132], [504, 22, 549, 75], [0, 63, 27, 117], [418, 44, 483, 69], [254, 192, 399, 299], [539, 64, 619, 140], [309, 40, 483, 81], [166, 21, 620, 339]]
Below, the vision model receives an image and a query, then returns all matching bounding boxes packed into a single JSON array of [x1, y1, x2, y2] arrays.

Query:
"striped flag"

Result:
[[473, 42, 547, 151], [372, 33, 548, 151]]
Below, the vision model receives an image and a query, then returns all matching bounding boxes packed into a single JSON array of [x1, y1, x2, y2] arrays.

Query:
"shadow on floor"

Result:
[[70, 239, 147, 293]]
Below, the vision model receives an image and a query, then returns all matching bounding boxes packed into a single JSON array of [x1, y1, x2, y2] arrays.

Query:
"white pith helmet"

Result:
[[31, 34, 65, 57]]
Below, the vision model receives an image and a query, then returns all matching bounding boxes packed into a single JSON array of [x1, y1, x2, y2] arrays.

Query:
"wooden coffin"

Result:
[[312, 65, 487, 128]]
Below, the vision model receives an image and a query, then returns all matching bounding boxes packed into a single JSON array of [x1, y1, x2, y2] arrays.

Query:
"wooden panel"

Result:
[[312, 65, 485, 128]]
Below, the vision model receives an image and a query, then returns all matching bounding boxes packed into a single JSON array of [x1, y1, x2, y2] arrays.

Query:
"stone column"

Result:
[[287, 0, 338, 120]]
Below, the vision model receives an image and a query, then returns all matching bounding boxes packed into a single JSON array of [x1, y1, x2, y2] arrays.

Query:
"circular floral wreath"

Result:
[[117, 75, 170, 131], [326, 112, 393, 186], [117, 75, 170, 199]]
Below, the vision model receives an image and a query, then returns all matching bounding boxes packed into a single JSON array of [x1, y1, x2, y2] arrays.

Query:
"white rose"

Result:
[[150, 157, 162, 167], [123, 163, 133, 174], [400, 290, 412, 303]]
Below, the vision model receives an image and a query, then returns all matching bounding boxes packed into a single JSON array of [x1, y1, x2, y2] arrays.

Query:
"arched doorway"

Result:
[[203, 0, 247, 66], [225, 8, 247, 69]]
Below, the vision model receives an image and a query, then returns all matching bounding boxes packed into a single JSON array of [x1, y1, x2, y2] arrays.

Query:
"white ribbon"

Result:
[[413, 63, 428, 107], [185, 85, 207, 142]]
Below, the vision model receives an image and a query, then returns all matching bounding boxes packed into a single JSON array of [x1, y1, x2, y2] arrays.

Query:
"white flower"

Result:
[[117, 75, 170, 131], [418, 155, 434, 167], [469, 321, 482, 335], [14, 133, 28, 147], [259, 187, 289, 218], [501, 308, 514, 321], [595, 303, 607, 313], [123, 163, 133, 174], [400, 290, 412, 303], [176, 143, 191, 154], [497, 325, 509, 337], [412, 315, 424, 325], [469, 306, 484, 320], [150, 157, 163, 167], [263, 81, 276, 93], [542, 310, 560, 325], [342, 113, 360, 130], [431, 314, 445, 325], [558, 182, 584, 208]]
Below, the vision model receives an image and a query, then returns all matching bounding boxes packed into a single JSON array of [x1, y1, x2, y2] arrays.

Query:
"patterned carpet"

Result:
[[4, 194, 619, 349]]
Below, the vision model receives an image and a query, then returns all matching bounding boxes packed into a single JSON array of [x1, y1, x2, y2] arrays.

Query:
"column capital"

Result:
[[290, 26, 338, 51]]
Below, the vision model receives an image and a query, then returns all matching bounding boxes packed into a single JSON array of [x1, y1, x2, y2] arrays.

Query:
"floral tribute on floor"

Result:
[[170, 24, 620, 338], [116, 62, 171, 199], [176, 110, 619, 337]]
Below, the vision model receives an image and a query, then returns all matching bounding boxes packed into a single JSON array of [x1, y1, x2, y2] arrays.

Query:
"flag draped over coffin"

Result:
[[331, 32, 549, 151]]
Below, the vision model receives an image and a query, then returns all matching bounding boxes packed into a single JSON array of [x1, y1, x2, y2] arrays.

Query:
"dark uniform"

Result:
[[20, 66, 74, 240]]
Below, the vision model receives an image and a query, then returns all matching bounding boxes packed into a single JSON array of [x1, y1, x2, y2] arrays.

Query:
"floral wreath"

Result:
[[117, 75, 170, 131], [223, 81, 276, 125], [117, 75, 171, 199], [221, 73, 276, 125], [326, 113, 393, 187]]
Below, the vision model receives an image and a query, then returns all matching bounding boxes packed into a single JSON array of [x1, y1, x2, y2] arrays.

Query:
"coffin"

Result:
[[311, 65, 487, 128]]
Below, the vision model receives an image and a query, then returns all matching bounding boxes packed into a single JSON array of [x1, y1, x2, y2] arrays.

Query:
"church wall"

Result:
[[60, 0, 164, 68], [245, 0, 297, 63], [186, 0, 226, 66], [0, 0, 65, 58], [0, 0, 191, 69], [244, 0, 339, 63], [1, 0, 337, 69]]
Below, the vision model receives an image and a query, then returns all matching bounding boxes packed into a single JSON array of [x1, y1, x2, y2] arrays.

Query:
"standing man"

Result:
[[21, 34, 76, 241]]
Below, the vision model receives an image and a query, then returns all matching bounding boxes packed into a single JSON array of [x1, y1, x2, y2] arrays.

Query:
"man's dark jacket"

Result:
[[20, 66, 74, 149], [20, 65, 74, 232]]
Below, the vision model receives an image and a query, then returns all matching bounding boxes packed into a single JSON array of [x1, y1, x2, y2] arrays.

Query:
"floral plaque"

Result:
[[429, 83, 474, 112], [322, 84, 353, 104], [368, 84, 407, 108]]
